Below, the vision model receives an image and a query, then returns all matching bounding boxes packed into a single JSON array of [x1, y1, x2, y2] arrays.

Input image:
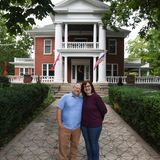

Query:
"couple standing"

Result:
[[56, 80, 107, 160]]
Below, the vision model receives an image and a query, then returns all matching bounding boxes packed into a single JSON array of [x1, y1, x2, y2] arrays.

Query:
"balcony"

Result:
[[62, 42, 99, 49]]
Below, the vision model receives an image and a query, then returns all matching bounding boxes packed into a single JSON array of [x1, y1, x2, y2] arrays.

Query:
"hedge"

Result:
[[0, 76, 10, 87], [108, 86, 160, 152], [0, 84, 49, 144]]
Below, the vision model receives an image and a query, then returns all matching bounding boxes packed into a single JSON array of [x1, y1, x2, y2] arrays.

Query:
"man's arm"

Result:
[[56, 108, 63, 128]]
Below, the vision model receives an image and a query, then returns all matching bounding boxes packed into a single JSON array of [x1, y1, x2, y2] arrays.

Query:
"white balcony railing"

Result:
[[62, 42, 99, 49], [8, 75, 160, 84]]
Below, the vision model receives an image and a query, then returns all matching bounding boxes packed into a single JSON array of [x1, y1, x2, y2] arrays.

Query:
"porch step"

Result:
[[52, 83, 108, 99]]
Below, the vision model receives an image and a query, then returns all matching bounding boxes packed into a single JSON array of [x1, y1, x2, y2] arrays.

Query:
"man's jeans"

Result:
[[81, 126, 102, 160]]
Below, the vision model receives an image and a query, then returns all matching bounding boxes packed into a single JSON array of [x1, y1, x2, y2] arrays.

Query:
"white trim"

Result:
[[71, 59, 91, 83]]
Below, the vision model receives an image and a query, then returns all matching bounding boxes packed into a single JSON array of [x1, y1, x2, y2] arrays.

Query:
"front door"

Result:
[[77, 65, 84, 82], [71, 64, 90, 83]]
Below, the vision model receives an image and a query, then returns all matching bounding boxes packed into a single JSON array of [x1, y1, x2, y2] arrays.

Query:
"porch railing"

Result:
[[8, 76, 160, 84], [62, 42, 99, 49]]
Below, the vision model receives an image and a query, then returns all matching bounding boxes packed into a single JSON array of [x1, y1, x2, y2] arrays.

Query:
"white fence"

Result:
[[8, 75, 54, 84], [8, 76, 160, 84]]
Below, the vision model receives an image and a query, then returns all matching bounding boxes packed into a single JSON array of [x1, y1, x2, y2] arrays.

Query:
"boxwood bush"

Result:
[[108, 86, 160, 152], [0, 84, 49, 146]]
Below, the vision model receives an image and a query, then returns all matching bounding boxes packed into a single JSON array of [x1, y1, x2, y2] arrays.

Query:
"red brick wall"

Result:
[[15, 68, 19, 75], [106, 37, 124, 76], [35, 37, 55, 75]]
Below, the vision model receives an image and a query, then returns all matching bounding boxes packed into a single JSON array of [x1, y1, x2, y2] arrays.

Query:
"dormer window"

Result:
[[44, 39, 52, 54]]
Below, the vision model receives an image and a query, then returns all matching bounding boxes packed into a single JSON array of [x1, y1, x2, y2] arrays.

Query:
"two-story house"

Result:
[[11, 0, 130, 83]]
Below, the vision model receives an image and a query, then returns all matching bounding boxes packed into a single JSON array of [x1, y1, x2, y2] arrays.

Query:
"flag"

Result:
[[94, 52, 106, 70], [51, 53, 60, 71]]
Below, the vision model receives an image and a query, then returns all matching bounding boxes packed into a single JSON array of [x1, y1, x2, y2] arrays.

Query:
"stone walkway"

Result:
[[0, 100, 160, 160]]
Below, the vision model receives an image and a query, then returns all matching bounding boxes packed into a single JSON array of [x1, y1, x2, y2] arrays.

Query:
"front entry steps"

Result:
[[49, 83, 109, 99]]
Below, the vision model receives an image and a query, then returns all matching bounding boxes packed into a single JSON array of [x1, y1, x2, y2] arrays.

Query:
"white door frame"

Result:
[[71, 59, 90, 83]]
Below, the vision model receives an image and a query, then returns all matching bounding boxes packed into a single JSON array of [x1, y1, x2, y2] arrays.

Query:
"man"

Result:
[[56, 83, 83, 160]]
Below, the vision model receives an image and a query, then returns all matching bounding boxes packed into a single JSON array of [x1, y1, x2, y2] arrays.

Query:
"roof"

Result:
[[27, 24, 55, 37], [124, 58, 150, 69], [106, 28, 130, 38], [54, 0, 108, 13]]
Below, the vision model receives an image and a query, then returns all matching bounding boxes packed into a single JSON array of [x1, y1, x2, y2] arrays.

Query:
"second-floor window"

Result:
[[42, 64, 54, 76], [106, 64, 118, 76], [44, 39, 52, 54], [108, 39, 117, 55]]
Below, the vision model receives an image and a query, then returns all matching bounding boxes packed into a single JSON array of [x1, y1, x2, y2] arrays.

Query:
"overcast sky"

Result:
[[35, 0, 142, 57]]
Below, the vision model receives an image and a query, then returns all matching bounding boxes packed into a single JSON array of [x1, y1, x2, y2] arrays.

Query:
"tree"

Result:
[[0, 14, 33, 75], [0, 0, 55, 34], [102, 0, 160, 38], [127, 29, 160, 75]]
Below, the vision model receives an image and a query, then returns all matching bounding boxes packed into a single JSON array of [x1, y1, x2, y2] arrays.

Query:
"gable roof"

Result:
[[54, 0, 108, 13]]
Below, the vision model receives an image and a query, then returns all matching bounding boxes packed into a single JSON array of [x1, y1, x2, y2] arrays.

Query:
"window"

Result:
[[20, 68, 24, 76], [108, 39, 117, 54], [49, 64, 54, 76], [25, 68, 29, 75], [42, 64, 54, 76], [31, 68, 34, 75], [43, 64, 47, 76], [44, 39, 52, 54], [106, 64, 118, 76], [19, 68, 29, 76]]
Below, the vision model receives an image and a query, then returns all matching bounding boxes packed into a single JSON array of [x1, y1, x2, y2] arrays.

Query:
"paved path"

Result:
[[0, 100, 160, 160]]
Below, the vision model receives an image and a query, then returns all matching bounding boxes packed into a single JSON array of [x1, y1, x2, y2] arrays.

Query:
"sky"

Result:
[[35, 0, 143, 58]]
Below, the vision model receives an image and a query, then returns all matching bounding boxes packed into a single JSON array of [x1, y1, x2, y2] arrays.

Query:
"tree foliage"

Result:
[[0, 14, 33, 75], [102, 0, 160, 37], [0, 0, 55, 34], [127, 29, 160, 75]]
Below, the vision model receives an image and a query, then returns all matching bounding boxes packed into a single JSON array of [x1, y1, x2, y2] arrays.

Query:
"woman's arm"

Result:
[[96, 94, 107, 119]]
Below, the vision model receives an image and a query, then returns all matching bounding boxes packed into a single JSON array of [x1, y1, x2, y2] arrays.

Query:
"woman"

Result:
[[81, 80, 107, 160]]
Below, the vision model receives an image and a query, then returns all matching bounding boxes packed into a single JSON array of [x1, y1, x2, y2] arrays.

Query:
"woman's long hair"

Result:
[[81, 80, 95, 97]]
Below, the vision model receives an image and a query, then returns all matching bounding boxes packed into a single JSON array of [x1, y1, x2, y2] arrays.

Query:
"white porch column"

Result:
[[64, 56, 68, 83], [98, 22, 106, 83], [54, 22, 63, 83], [93, 56, 97, 83], [138, 68, 141, 76], [64, 23, 68, 49], [93, 24, 97, 49]]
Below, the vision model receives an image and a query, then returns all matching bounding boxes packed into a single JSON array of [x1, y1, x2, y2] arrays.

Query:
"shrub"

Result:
[[0, 76, 10, 87], [0, 84, 50, 146], [108, 86, 160, 152]]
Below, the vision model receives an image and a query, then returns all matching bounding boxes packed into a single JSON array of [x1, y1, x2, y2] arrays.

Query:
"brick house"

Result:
[[11, 0, 130, 83]]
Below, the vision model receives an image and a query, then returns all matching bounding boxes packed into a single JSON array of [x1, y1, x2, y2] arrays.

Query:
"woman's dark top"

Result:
[[81, 93, 107, 128]]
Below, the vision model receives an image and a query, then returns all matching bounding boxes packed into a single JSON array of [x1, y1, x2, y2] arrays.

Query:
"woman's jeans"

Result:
[[81, 126, 102, 160]]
